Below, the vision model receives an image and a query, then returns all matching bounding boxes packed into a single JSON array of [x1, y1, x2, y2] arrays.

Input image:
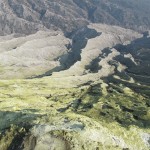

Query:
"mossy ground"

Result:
[[0, 76, 149, 150]]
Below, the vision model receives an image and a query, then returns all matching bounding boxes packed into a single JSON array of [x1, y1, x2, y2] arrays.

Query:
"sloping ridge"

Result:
[[0, 24, 142, 79]]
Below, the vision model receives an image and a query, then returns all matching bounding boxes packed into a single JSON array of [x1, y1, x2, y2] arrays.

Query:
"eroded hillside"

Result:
[[0, 24, 150, 150], [0, 0, 150, 35], [0, 24, 142, 79]]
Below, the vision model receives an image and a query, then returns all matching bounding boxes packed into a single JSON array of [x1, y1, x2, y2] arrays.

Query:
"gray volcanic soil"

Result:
[[0, 24, 142, 79], [0, 0, 150, 35]]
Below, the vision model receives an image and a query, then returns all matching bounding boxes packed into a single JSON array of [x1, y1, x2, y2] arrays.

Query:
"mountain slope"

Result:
[[0, 1, 150, 150], [0, 30, 71, 78], [0, 24, 141, 79], [0, 0, 150, 35]]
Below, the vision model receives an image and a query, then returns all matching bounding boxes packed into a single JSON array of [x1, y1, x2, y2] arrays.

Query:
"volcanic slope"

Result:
[[0, 30, 71, 79], [0, 24, 142, 79], [0, 24, 150, 150], [0, 0, 150, 35]]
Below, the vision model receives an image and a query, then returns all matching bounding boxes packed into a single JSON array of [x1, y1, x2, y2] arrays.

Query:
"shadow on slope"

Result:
[[32, 27, 101, 78], [81, 82, 150, 128], [0, 109, 44, 150], [113, 34, 150, 85]]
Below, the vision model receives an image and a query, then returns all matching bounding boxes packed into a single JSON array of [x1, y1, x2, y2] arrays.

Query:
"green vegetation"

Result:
[[0, 76, 149, 149]]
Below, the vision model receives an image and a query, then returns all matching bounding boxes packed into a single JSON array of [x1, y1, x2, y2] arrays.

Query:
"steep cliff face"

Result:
[[0, 0, 150, 35]]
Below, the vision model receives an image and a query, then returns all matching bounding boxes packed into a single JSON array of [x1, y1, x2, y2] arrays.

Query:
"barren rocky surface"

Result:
[[54, 24, 141, 77], [0, 0, 150, 35], [0, 24, 142, 79], [0, 30, 71, 79]]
